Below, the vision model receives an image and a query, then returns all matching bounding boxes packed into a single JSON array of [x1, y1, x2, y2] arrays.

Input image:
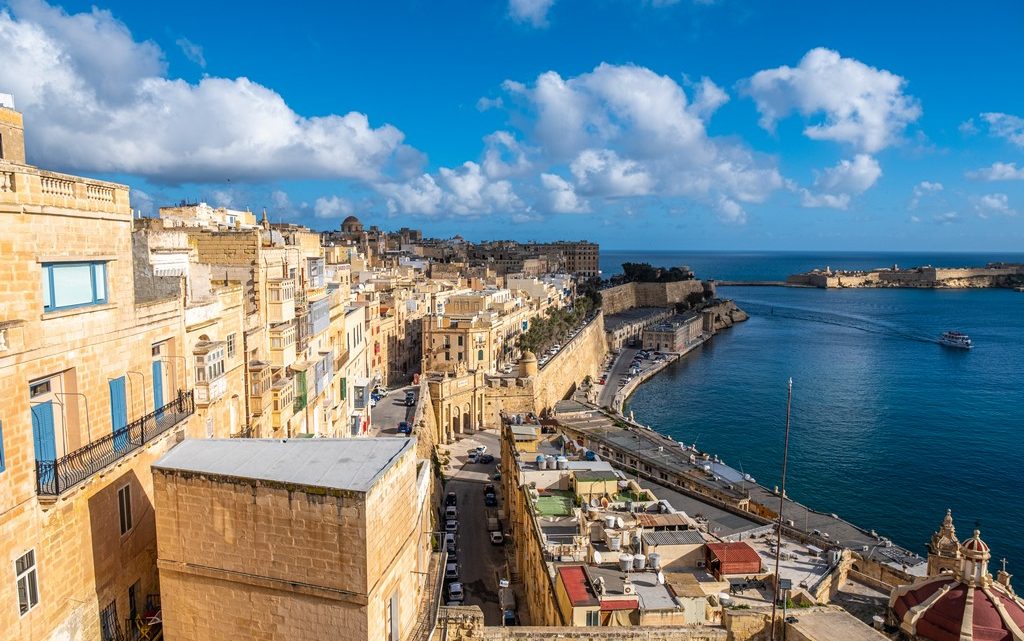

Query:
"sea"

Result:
[[603, 250, 1024, 572]]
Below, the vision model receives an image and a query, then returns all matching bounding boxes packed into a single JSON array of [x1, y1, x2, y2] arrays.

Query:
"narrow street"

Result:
[[440, 430, 506, 625], [367, 384, 417, 436], [596, 347, 638, 407]]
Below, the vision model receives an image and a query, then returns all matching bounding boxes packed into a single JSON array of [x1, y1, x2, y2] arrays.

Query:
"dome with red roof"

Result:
[[890, 527, 1024, 641]]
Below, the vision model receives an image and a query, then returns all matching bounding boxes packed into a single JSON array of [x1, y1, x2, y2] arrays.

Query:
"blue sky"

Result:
[[2, 0, 1023, 250]]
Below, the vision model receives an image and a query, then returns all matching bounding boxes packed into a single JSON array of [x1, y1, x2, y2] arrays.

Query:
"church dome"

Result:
[[890, 528, 1024, 641], [341, 215, 363, 234], [342, 215, 360, 224]]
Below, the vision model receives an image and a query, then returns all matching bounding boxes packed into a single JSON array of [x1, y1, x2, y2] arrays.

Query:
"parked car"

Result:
[[405, 390, 416, 406], [445, 562, 460, 580], [445, 519, 458, 533], [397, 421, 411, 435], [468, 450, 479, 463], [448, 582, 464, 602], [489, 531, 505, 545], [475, 446, 487, 454], [484, 494, 498, 507], [445, 491, 457, 507], [445, 505, 457, 520], [480, 454, 495, 464], [503, 609, 518, 626], [484, 484, 496, 495], [373, 386, 390, 396], [369, 397, 377, 408], [445, 533, 456, 553]]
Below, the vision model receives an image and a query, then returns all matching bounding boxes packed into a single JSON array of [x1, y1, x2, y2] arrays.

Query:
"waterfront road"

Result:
[[596, 347, 637, 408], [442, 430, 506, 624], [368, 384, 417, 436]]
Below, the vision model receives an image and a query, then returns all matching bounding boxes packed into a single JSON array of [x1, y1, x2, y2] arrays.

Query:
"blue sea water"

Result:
[[606, 251, 1024, 571]]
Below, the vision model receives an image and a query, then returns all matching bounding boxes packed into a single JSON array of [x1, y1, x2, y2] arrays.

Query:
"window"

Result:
[[457, 336, 464, 346], [227, 333, 236, 357], [128, 581, 139, 622], [99, 600, 118, 641], [41, 262, 108, 311], [29, 380, 51, 398], [586, 610, 600, 626], [477, 349, 484, 361], [15, 550, 38, 616], [118, 484, 133, 535]]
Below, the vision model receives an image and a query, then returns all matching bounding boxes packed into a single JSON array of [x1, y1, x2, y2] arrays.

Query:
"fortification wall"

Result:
[[602, 281, 707, 315], [533, 313, 607, 412]]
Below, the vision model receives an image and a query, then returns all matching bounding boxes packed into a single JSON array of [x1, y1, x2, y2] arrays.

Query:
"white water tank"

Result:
[[546, 455, 556, 469], [536, 455, 547, 470], [556, 456, 568, 470], [634, 553, 647, 570], [609, 534, 622, 551], [605, 515, 616, 529], [649, 552, 662, 570], [619, 554, 633, 572]]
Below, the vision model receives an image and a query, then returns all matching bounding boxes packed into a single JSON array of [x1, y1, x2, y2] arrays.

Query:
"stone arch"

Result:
[[464, 410, 471, 432], [452, 404, 461, 434]]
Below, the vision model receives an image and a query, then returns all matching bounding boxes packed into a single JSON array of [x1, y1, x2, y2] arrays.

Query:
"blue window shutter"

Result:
[[30, 402, 57, 462], [152, 361, 164, 413], [109, 378, 128, 451]]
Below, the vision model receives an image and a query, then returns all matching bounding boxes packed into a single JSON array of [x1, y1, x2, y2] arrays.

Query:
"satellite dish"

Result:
[[593, 550, 603, 565], [657, 571, 665, 585]]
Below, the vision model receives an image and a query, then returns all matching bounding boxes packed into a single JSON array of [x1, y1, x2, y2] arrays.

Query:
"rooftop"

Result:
[[153, 437, 412, 493], [534, 490, 576, 517], [642, 529, 705, 547]]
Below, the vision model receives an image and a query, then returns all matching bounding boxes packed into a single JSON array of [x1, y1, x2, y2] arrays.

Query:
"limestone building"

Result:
[[153, 437, 436, 641], [1, 100, 197, 641]]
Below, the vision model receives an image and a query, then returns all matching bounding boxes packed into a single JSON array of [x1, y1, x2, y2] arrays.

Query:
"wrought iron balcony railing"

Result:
[[35, 390, 195, 497]]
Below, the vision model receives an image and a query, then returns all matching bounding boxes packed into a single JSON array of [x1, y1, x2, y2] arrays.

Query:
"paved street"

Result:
[[441, 429, 507, 625], [596, 347, 637, 407], [368, 384, 417, 436]]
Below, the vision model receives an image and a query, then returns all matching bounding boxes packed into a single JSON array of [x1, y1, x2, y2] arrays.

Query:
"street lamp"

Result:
[[770, 378, 793, 641]]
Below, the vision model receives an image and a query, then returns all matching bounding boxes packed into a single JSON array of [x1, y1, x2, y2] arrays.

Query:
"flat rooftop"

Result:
[[784, 607, 889, 641], [153, 437, 412, 493], [638, 480, 764, 539]]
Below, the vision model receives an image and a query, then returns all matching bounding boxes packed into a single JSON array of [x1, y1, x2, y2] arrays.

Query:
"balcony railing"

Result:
[[35, 390, 195, 497]]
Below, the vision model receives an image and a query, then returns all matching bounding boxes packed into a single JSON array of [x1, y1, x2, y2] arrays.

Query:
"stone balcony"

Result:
[[0, 160, 131, 216]]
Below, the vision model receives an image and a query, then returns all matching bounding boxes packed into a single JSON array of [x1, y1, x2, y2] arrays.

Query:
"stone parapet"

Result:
[[0, 161, 131, 216]]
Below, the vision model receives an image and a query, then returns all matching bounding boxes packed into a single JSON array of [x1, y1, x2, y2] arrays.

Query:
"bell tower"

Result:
[[0, 93, 26, 164], [927, 509, 961, 576]]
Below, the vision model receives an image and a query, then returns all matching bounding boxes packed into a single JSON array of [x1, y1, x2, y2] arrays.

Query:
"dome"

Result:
[[342, 215, 360, 224], [890, 528, 1024, 641], [962, 530, 992, 561]]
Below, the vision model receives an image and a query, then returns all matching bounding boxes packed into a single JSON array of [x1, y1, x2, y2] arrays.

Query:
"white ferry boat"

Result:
[[939, 331, 973, 349]]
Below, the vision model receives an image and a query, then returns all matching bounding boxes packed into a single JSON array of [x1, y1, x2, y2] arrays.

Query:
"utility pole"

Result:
[[770, 378, 793, 641]]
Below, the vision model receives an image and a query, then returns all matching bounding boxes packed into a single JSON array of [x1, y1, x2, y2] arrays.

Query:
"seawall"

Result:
[[601, 280, 708, 315]]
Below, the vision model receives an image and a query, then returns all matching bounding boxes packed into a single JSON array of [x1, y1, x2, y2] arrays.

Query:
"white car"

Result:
[[489, 531, 505, 545], [446, 519, 458, 533], [448, 582, 464, 602], [445, 505, 458, 520], [445, 562, 460, 580]]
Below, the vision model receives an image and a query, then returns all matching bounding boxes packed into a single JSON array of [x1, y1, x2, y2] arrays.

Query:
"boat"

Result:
[[939, 331, 973, 349]]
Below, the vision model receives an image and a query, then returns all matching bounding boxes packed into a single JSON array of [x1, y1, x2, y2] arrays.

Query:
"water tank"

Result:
[[621, 530, 632, 548], [618, 554, 633, 572], [649, 552, 662, 570], [536, 455, 547, 470], [608, 535, 622, 551], [605, 515, 617, 529], [584, 450, 597, 461], [618, 480, 630, 490], [556, 456, 568, 470], [634, 553, 647, 570], [546, 456, 556, 469]]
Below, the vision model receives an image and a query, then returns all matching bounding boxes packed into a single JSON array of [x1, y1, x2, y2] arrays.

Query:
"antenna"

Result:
[[770, 377, 793, 641]]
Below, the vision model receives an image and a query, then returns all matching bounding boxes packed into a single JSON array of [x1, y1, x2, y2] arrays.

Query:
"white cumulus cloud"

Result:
[[967, 162, 1024, 181], [909, 180, 943, 210], [798, 154, 882, 210], [314, 195, 356, 219], [744, 47, 921, 152], [508, 0, 555, 27], [0, 0, 418, 184], [540, 173, 588, 213], [981, 112, 1024, 147], [975, 193, 1015, 218], [379, 161, 524, 217]]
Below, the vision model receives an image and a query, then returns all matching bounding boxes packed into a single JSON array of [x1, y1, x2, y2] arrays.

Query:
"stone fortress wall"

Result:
[[601, 281, 709, 315], [787, 265, 1024, 289]]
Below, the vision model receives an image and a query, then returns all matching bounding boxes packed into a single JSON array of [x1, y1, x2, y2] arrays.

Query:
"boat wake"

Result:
[[739, 301, 941, 345]]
